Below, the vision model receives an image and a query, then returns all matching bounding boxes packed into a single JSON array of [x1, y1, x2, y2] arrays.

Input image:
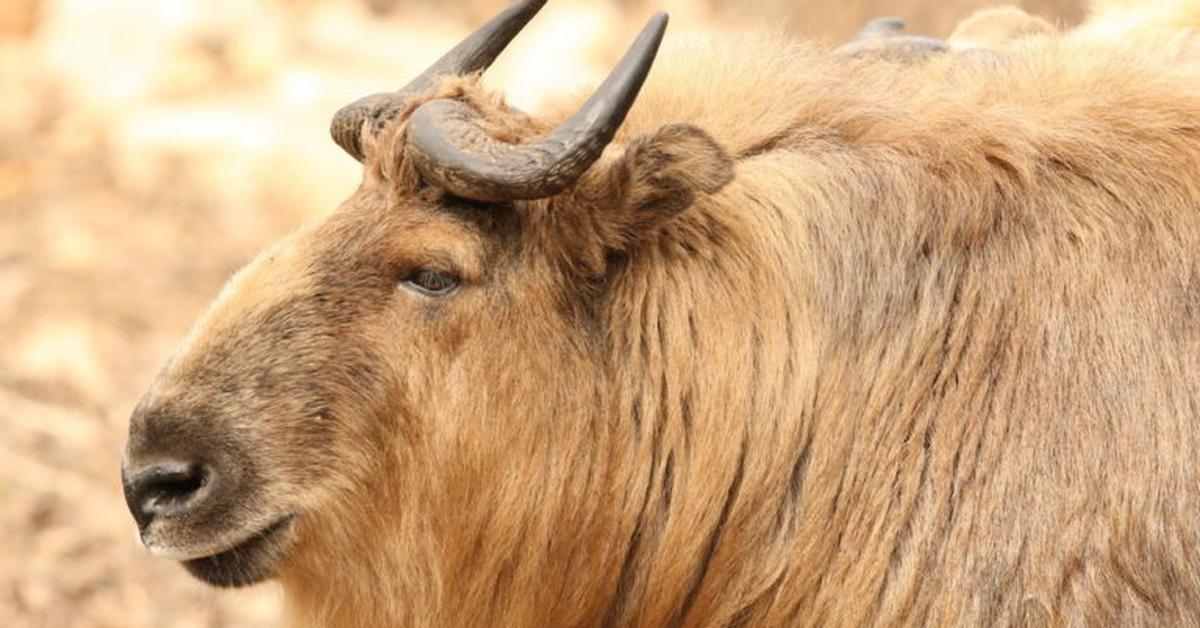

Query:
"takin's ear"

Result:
[[615, 124, 734, 228]]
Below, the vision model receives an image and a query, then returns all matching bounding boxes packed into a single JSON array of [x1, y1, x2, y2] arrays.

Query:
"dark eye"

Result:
[[402, 269, 460, 297]]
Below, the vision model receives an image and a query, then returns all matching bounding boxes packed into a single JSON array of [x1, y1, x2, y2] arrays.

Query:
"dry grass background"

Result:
[[0, 0, 1089, 626]]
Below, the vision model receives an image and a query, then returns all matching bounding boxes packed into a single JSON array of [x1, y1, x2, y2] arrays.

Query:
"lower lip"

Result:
[[182, 515, 296, 588]]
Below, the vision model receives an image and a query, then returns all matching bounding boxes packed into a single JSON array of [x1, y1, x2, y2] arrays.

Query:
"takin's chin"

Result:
[[124, 0, 1200, 626]]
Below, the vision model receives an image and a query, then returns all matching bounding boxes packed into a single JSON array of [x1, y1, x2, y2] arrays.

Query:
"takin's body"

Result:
[[125, 12, 1200, 628], [298, 33, 1200, 626]]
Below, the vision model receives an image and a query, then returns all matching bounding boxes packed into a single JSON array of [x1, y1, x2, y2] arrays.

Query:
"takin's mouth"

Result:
[[182, 514, 296, 588]]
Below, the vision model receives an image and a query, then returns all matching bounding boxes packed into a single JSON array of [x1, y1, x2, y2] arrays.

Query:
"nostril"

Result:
[[123, 460, 214, 530], [146, 465, 205, 509]]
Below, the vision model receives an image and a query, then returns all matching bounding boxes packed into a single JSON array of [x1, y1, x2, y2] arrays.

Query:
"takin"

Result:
[[123, 0, 1200, 626]]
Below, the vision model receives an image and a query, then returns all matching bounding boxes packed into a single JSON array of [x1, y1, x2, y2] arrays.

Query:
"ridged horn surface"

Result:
[[406, 13, 669, 202], [330, 0, 549, 161]]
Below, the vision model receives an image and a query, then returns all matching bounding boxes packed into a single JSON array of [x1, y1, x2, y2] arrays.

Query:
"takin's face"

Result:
[[122, 182, 539, 586], [121, 0, 733, 588]]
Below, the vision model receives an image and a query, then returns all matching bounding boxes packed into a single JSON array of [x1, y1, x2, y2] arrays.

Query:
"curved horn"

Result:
[[406, 13, 669, 202], [331, 0, 549, 161]]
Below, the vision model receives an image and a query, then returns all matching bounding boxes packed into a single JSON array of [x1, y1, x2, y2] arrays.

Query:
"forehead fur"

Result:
[[368, 75, 553, 193]]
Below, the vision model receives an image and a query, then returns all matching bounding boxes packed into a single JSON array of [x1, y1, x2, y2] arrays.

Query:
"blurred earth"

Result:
[[0, 0, 1087, 626]]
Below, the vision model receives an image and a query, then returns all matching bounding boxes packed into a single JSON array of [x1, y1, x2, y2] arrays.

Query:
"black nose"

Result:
[[122, 459, 214, 531]]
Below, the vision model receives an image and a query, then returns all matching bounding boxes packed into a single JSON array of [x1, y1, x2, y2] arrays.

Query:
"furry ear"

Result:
[[617, 124, 734, 225], [553, 124, 732, 276]]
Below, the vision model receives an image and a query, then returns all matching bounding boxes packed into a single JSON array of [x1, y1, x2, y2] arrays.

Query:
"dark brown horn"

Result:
[[331, 0, 549, 161], [406, 12, 669, 203], [836, 16, 949, 63], [850, 17, 907, 42]]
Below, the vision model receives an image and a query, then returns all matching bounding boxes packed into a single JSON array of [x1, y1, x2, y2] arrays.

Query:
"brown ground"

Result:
[[0, 0, 1087, 626]]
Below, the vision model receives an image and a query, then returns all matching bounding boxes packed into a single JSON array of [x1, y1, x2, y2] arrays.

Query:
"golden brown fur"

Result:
[[948, 6, 1057, 49], [129, 8, 1200, 628]]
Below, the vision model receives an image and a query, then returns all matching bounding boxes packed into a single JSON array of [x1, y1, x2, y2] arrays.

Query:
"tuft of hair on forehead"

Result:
[[369, 74, 554, 192]]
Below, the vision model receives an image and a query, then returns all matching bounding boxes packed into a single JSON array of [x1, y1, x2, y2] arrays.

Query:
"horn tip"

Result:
[[517, 0, 549, 14], [641, 11, 669, 43]]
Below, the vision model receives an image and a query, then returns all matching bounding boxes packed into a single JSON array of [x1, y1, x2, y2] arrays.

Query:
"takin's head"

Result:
[[121, 0, 733, 589]]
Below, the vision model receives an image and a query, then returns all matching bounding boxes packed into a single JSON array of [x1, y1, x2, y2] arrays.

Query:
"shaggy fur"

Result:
[[128, 6, 1200, 628], [948, 6, 1057, 49]]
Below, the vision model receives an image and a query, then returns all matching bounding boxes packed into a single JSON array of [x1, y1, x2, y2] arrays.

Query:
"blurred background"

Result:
[[0, 0, 1086, 626]]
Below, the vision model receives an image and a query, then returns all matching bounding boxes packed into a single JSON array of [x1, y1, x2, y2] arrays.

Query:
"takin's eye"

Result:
[[401, 269, 461, 297]]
